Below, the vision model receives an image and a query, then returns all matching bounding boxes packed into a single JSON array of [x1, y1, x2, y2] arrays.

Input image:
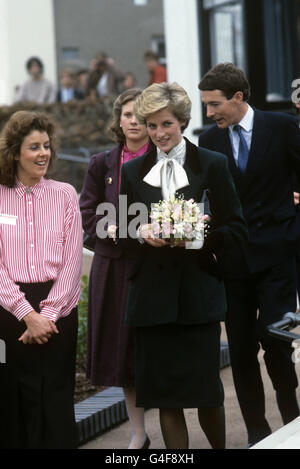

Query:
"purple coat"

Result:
[[79, 145, 136, 386]]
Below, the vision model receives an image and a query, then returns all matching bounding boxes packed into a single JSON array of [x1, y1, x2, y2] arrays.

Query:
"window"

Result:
[[264, 0, 300, 102], [201, 0, 246, 71], [151, 35, 166, 66], [61, 47, 80, 61]]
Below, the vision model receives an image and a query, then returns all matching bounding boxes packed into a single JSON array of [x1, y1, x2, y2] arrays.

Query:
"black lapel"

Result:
[[240, 109, 272, 193], [104, 145, 121, 210], [136, 145, 162, 207]]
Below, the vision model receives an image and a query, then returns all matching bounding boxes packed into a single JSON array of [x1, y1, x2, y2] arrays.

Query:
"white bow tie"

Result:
[[143, 153, 189, 200]]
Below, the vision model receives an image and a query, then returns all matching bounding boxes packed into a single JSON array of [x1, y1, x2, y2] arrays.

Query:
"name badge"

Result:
[[0, 214, 17, 226]]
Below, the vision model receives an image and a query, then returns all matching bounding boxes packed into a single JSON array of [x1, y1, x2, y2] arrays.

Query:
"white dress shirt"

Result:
[[228, 105, 254, 164]]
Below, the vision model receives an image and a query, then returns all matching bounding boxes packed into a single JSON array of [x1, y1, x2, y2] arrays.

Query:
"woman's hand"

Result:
[[18, 329, 35, 345], [19, 311, 59, 345], [139, 224, 169, 248], [107, 224, 118, 242], [294, 192, 300, 206]]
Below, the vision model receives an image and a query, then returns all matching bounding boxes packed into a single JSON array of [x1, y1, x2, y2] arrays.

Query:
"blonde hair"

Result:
[[134, 82, 192, 131]]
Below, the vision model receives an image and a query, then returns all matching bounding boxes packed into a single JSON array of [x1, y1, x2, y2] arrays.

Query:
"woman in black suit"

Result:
[[119, 82, 247, 449]]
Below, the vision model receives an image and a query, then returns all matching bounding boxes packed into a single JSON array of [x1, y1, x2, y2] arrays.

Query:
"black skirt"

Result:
[[0, 281, 78, 449], [135, 322, 224, 409]]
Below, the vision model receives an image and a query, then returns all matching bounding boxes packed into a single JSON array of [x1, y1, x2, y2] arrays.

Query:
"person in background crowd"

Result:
[[198, 63, 300, 447], [86, 52, 125, 99], [76, 69, 89, 97], [123, 72, 137, 91], [119, 82, 247, 449], [79, 88, 151, 449], [144, 50, 167, 86], [16, 57, 56, 104], [57, 67, 85, 103], [0, 111, 82, 448]]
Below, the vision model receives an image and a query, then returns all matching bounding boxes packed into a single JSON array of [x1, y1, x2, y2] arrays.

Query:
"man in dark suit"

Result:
[[57, 68, 85, 102], [198, 63, 300, 447]]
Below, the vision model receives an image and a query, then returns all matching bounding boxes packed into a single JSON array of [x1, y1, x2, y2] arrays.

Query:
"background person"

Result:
[[122, 72, 137, 91], [56, 67, 85, 102], [198, 63, 300, 447], [120, 82, 247, 449], [79, 88, 151, 449], [86, 52, 125, 99], [0, 111, 82, 448], [16, 57, 56, 104], [143, 50, 167, 86]]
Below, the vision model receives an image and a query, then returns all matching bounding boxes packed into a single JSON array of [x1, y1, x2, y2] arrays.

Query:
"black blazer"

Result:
[[198, 110, 300, 275], [56, 88, 85, 102], [119, 138, 247, 327]]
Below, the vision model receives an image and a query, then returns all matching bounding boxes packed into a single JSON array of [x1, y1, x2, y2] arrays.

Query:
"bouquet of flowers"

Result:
[[150, 195, 210, 247]]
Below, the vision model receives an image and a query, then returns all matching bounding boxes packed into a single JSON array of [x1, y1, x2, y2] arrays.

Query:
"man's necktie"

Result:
[[234, 125, 249, 173]]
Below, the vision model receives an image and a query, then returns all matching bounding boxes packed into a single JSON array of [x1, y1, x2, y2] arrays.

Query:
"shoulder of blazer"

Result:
[[185, 136, 227, 172], [121, 142, 157, 181], [89, 145, 120, 169]]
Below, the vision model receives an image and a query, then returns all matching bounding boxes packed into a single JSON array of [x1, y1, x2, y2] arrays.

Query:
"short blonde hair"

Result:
[[134, 82, 192, 131]]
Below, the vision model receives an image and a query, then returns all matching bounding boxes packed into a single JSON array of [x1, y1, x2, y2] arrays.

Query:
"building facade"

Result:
[[0, 0, 57, 105], [1, 0, 299, 143], [53, 0, 165, 89]]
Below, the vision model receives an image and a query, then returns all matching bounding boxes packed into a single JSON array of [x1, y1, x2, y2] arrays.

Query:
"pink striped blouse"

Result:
[[0, 177, 83, 322]]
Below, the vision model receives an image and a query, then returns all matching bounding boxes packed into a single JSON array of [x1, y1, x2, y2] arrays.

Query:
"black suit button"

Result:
[[256, 222, 263, 228], [256, 201, 262, 207]]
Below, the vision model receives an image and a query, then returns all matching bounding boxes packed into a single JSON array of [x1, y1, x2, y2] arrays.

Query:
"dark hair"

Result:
[[198, 63, 251, 102], [144, 50, 158, 62], [26, 56, 44, 73], [0, 111, 57, 187], [109, 88, 144, 144]]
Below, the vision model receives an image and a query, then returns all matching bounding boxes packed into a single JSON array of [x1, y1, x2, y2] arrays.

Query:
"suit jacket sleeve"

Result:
[[118, 162, 145, 251], [79, 153, 113, 245], [287, 116, 300, 181], [205, 154, 248, 255]]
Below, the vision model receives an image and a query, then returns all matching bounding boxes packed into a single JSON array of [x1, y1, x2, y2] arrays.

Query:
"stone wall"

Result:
[[0, 97, 115, 151], [0, 98, 116, 192]]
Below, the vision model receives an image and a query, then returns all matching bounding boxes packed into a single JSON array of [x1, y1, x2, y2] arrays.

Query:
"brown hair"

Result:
[[198, 63, 251, 102], [144, 50, 159, 62], [0, 110, 57, 187], [109, 88, 144, 144]]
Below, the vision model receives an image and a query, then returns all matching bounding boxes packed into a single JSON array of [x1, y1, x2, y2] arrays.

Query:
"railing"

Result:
[[53, 147, 110, 192], [267, 312, 300, 343]]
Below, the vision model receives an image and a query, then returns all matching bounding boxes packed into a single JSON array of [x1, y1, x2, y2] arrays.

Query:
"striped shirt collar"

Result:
[[15, 177, 46, 199]]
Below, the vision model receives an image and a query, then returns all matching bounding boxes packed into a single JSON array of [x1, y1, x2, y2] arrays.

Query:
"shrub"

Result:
[[77, 275, 89, 369]]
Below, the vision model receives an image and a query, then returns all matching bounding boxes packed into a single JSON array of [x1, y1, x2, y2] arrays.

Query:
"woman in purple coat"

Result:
[[79, 88, 151, 449]]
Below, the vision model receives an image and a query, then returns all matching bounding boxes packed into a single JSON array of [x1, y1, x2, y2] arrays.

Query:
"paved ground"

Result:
[[80, 336, 300, 450], [80, 252, 300, 450]]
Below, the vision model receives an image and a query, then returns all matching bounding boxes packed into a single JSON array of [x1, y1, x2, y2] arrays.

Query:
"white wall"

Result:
[[0, 0, 57, 105], [163, 0, 202, 143]]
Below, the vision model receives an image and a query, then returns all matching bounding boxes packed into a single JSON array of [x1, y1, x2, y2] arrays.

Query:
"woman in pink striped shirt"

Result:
[[0, 111, 83, 448]]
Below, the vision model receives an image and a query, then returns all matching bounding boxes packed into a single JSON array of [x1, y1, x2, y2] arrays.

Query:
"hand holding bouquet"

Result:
[[150, 195, 210, 248]]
